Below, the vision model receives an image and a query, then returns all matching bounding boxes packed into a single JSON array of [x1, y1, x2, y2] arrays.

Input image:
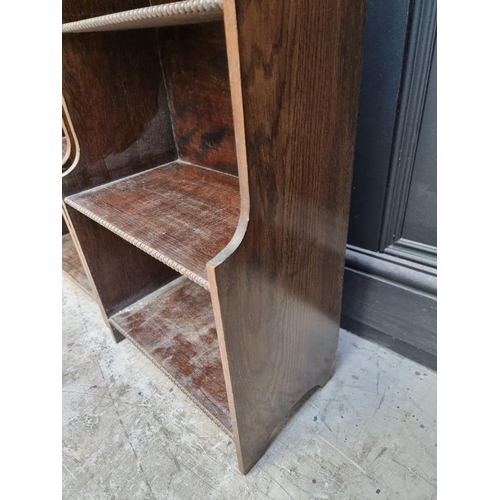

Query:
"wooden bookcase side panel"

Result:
[[158, 22, 238, 176], [66, 205, 180, 323], [62, 29, 178, 197], [209, 0, 367, 473]]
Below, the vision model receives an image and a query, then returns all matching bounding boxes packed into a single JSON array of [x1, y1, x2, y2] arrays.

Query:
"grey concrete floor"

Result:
[[62, 275, 437, 500]]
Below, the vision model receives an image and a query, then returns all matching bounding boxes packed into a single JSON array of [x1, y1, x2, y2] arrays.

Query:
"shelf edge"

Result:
[[64, 198, 210, 291], [62, 0, 224, 34]]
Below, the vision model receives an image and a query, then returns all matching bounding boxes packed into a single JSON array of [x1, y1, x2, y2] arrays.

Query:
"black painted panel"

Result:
[[342, 266, 437, 360], [402, 43, 437, 247], [347, 0, 410, 250]]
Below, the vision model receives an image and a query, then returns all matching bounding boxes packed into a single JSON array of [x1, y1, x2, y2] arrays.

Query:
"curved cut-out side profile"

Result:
[[62, 97, 80, 176], [62, 123, 70, 165], [208, 0, 366, 473]]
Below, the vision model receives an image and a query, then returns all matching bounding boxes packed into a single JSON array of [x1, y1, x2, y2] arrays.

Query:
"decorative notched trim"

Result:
[[110, 319, 233, 438], [62, 0, 224, 33], [64, 198, 211, 291]]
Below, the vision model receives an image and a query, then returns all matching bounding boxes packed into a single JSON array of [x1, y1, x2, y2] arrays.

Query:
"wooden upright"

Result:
[[62, 0, 366, 473]]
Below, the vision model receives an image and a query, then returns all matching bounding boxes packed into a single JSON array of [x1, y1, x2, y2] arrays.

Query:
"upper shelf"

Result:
[[64, 162, 240, 290], [62, 0, 223, 34]]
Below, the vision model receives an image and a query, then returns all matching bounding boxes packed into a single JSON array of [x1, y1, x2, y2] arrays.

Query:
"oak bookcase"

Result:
[[62, 0, 366, 473]]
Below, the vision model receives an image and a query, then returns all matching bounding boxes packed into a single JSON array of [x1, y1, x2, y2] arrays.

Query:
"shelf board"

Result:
[[62, 234, 93, 296], [62, 0, 223, 34], [110, 277, 231, 432], [65, 162, 239, 290]]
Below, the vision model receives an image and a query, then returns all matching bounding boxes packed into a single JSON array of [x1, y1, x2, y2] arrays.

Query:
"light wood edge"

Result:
[[62, 121, 71, 166], [206, 0, 250, 474], [109, 318, 233, 438], [62, 97, 80, 177], [62, 269, 94, 298], [64, 198, 211, 291], [62, 0, 223, 33], [62, 203, 111, 329]]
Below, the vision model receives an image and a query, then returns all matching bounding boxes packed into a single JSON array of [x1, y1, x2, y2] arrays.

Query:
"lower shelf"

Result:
[[109, 277, 232, 433], [62, 234, 93, 296]]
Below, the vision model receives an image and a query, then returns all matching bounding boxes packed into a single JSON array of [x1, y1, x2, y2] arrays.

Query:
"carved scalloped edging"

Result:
[[62, 0, 224, 33], [64, 198, 210, 290], [110, 319, 233, 438]]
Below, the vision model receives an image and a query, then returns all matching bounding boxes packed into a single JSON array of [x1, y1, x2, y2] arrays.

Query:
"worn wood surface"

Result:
[[65, 205, 179, 324], [66, 162, 240, 289], [208, 0, 367, 473], [62, 233, 92, 295], [158, 22, 238, 176], [62, 29, 177, 196], [110, 277, 231, 431]]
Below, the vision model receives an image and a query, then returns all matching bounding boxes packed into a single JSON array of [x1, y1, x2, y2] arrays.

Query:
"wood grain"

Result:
[[110, 277, 231, 431], [66, 162, 240, 289], [63, 0, 151, 23], [62, 233, 92, 295], [158, 22, 238, 176], [208, 0, 367, 473], [62, 29, 177, 196]]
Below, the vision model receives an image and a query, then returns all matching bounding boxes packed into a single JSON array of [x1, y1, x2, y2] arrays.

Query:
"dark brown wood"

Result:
[[62, 233, 92, 295], [110, 277, 231, 431], [208, 0, 367, 473], [65, 205, 179, 323], [65, 162, 240, 288], [63, 0, 151, 23], [62, 29, 177, 196], [62, 216, 69, 235], [158, 22, 238, 176]]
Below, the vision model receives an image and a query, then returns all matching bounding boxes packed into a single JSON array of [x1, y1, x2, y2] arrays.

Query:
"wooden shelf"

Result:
[[62, 0, 223, 34], [110, 276, 231, 432], [65, 162, 239, 290], [62, 234, 92, 296]]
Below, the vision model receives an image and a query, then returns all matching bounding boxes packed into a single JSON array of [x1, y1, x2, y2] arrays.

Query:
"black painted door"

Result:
[[341, 0, 437, 369]]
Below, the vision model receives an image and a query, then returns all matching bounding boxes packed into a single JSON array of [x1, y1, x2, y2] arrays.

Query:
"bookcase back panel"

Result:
[[67, 205, 179, 319], [62, 30, 178, 196], [63, 0, 151, 23], [158, 22, 238, 176]]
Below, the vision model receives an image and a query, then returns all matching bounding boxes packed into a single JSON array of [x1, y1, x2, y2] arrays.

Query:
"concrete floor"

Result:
[[62, 275, 437, 500]]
